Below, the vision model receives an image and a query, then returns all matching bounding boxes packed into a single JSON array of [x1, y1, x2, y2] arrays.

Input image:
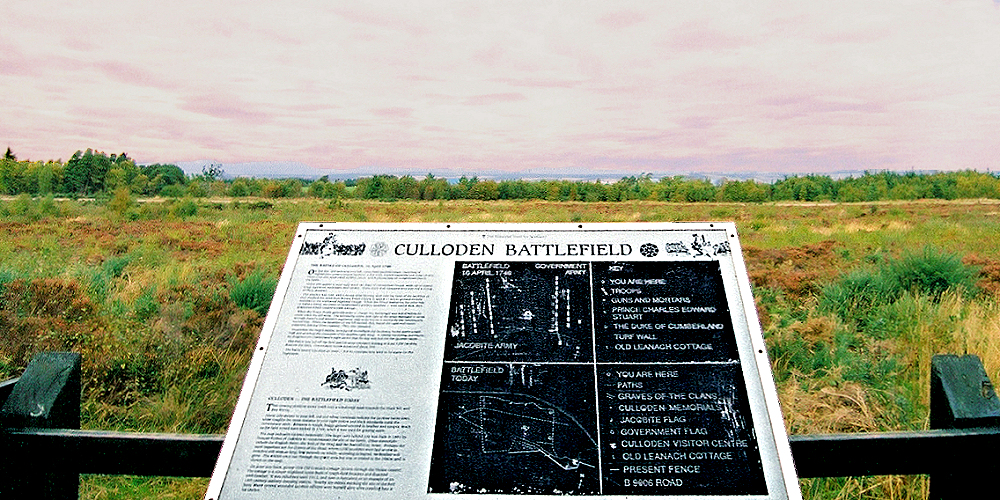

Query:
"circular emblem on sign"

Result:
[[369, 241, 389, 257], [639, 243, 659, 258]]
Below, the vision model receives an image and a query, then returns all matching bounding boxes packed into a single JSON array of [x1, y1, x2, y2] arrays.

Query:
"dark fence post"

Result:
[[0, 352, 81, 500], [929, 354, 1000, 500]]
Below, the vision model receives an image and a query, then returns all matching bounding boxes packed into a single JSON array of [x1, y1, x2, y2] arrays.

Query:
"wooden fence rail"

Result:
[[4, 426, 1000, 478], [3, 352, 1000, 499]]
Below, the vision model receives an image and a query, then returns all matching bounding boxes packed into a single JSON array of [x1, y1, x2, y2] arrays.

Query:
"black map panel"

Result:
[[443, 262, 594, 363], [428, 363, 600, 495], [429, 261, 767, 496]]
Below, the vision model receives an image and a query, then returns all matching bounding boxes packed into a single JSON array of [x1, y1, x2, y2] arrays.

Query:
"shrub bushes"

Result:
[[820, 246, 978, 325], [889, 246, 978, 299], [228, 270, 277, 316], [0, 278, 101, 378]]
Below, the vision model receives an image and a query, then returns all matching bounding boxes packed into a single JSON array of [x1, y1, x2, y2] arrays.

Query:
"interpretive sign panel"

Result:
[[206, 223, 800, 500]]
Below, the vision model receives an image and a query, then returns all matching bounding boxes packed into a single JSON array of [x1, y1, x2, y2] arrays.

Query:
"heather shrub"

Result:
[[228, 269, 277, 317]]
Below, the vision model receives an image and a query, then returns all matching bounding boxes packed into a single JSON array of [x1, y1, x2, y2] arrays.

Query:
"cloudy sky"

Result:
[[2, 1, 999, 177]]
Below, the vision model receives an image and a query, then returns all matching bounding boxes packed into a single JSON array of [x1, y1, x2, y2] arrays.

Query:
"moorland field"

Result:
[[3, 196, 1000, 499]]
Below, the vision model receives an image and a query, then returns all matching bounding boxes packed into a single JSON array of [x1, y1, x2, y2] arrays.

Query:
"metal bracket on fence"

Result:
[[929, 354, 1000, 500], [0, 377, 18, 408], [0, 352, 81, 500]]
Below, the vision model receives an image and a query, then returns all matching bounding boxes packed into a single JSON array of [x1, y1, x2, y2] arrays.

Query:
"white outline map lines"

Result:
[[449, 393, 597, 472]]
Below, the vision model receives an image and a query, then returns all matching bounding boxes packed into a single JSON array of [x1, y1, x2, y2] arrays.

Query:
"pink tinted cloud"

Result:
[[463, 93, 529, 106], [0, 38, 90, 78], [471, 45, 505, 67], [662, 22, 755, 53], [180, 93, 272, 123], [94, 61, 177, 90], [761, 95, 887, 120], [60, 33, 99, 53], [493, 77, 583, 89], [597, 10, 647, 30], [323, 117, 367, 128], [0, 43, 36, 76], [370, 107, 415, 118], [332, 7, 429, 37]]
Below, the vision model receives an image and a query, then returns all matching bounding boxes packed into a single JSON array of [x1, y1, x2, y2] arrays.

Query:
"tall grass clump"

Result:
[[228, 270, 277, 316], [887, 246, 978, 299], [817, 268, 901, 326], [132, 286, 160, 322], [819, 246, 978, 329], [83, 255, 132, 304]]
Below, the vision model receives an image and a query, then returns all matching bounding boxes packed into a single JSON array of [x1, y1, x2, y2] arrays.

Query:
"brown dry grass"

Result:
[[746, 241, 843, 299]]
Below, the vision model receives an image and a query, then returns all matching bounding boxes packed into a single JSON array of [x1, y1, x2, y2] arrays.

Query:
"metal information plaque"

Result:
[[206, 223, 800, 500]]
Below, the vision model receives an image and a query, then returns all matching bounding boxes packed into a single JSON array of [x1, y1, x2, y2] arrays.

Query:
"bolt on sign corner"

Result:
[[205, 223, 801, 500]]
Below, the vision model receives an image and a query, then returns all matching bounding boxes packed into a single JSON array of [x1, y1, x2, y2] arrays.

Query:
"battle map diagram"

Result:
[[428, 261, 766, 496]]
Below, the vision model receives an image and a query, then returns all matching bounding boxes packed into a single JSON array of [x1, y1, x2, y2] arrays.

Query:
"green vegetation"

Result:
[[229, 269, 278, 316], [4, 147, 1000, 203], [819, 247, 979, 326], [2, 196, 1000, 499]]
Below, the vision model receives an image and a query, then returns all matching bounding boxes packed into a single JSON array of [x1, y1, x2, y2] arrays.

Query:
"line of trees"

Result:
[[1, 148, 188, 197], [3, 147, 1000, 203], [341, 170, 1000, 203]]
